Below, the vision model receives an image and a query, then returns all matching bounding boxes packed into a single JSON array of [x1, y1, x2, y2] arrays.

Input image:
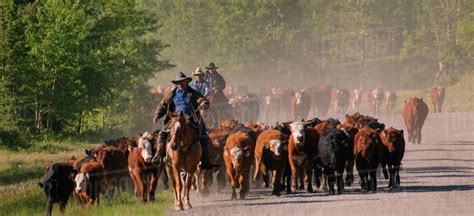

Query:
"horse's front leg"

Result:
[[184, 172, 193, 209], [171, 166, 183, 211]]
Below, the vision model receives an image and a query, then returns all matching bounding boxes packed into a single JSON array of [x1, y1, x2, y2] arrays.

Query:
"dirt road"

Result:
[[170, 112, 474, 216]]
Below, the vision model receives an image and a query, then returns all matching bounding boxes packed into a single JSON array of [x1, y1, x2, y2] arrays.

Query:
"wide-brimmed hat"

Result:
[[205, 62, 218, 69], [171, 71, 192, 84], [193, 67, 204, 75]]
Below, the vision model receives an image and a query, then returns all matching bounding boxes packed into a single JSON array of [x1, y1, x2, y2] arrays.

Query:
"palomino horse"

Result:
[[166, 113, 202, 210]]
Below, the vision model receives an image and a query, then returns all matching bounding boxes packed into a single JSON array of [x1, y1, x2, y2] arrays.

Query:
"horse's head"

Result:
[[168, 112, 192, 151]]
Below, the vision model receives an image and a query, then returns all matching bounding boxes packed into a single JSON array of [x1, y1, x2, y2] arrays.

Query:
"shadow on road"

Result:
[[399, 184, 474, 193], [403, 166, 473, 174]]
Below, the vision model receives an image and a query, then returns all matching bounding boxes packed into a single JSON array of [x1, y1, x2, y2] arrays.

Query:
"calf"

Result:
[[354, 127, 381, 192], [253, 129, 288, 196], [74, 161, 106, 205], [380, 127, 405, 189], [39, 163, 75, 216], [128, 132, 160, 202], [224, 131, 254, 200], [287, 120, 319, 193], [430, 86, 446, 113]]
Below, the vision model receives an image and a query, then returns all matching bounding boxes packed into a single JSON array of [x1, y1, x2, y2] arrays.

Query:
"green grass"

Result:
[[0, 140, 174, 216]]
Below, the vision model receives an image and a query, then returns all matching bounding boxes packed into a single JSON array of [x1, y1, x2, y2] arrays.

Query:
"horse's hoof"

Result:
[[184, 204, 192, 210], [174, 205, 183, 211]]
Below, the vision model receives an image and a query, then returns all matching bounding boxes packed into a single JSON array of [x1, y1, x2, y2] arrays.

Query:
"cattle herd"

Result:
[[38, 85, 446, 215]]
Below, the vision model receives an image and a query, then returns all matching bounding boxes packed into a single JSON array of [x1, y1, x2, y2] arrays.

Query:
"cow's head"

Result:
[[290, 120, 305, 147], [295, 91, 302, 105], [354, 89, 361, 97], [437, 87, 445, 96], [265, 95, 272, 105], [269, 139, 283, 160], [229, 145, 251, 171], [74, 172, 88, 193], [381, 128, 404, 152], [138, 132, 154, 163]]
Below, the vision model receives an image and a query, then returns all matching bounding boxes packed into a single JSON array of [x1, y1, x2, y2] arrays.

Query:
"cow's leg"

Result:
[[45, 199, 53, 216], [239, 174, 247, 200], [289, 159, 298, 192], [133, 170, 146, 202], [396, 166, 401, 187], [272, 168, 282, 196], [314, 167, 322, 190], [356, 157, 367, 191], [305, 163, 314, 193], [388, 165, 396, 189], [200, 170, 211, 196], [298, 166, 305, 191], [217, 167, 226, 192], [336, 170, 344, 194], [381, 163, 389, 180], [345, 158, 355, 186], [369, 167, 377, 192], [416, 127, 422, 144], [148, 171, 158, 202], [325, 168, 335, 195]]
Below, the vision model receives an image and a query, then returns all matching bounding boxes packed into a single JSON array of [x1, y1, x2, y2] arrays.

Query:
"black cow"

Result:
[[316, 128, 351, 194], [38, 163, 75, 216]]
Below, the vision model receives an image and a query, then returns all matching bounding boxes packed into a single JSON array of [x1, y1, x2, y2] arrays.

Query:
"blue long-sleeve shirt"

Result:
[[189, 80, 211, 97]]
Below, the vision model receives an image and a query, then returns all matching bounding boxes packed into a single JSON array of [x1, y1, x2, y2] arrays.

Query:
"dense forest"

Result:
[[0, 0, 473, 141]]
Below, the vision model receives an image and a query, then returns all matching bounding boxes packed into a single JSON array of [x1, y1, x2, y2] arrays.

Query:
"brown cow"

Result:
[[430, 86, 446, 113], [379, 127, 405, 189], [354, 127, 381, 192], [224, 131, 255, 200], [385, 91, 398, 115], [74, 161, 106, 205], [96, 146, 130, 196], [402, 97, 429, 144], [128, 132, 160, 202], [287, 120, 319, 193], [291, 90, 312, 120], [253, 129, 288, 196], [344, 113, 377, 129]]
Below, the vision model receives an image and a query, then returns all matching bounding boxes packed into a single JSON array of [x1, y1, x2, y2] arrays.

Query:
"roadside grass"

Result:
[[0, 140, 173, 216]]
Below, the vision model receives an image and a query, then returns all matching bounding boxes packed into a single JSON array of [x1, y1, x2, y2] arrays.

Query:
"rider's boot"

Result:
[[199, 136, 220, 170], [152, 130, 168, 164]]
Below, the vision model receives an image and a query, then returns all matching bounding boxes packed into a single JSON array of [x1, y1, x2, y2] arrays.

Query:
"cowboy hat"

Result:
[[205, 62, 218, 69], [171, 71, 192, 84], [193, 67, 204, 75]]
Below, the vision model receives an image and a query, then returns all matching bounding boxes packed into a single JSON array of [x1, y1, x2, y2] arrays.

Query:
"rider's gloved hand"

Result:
[[200, 101, 210, 110]]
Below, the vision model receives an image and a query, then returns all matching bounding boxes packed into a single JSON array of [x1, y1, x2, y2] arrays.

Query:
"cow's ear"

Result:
[[399, 130, 404, 136], [38, 183, 44, 188], [381, 130, 386, 138], [404, 100, 407, 104], [85, 173, 90, 179]]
